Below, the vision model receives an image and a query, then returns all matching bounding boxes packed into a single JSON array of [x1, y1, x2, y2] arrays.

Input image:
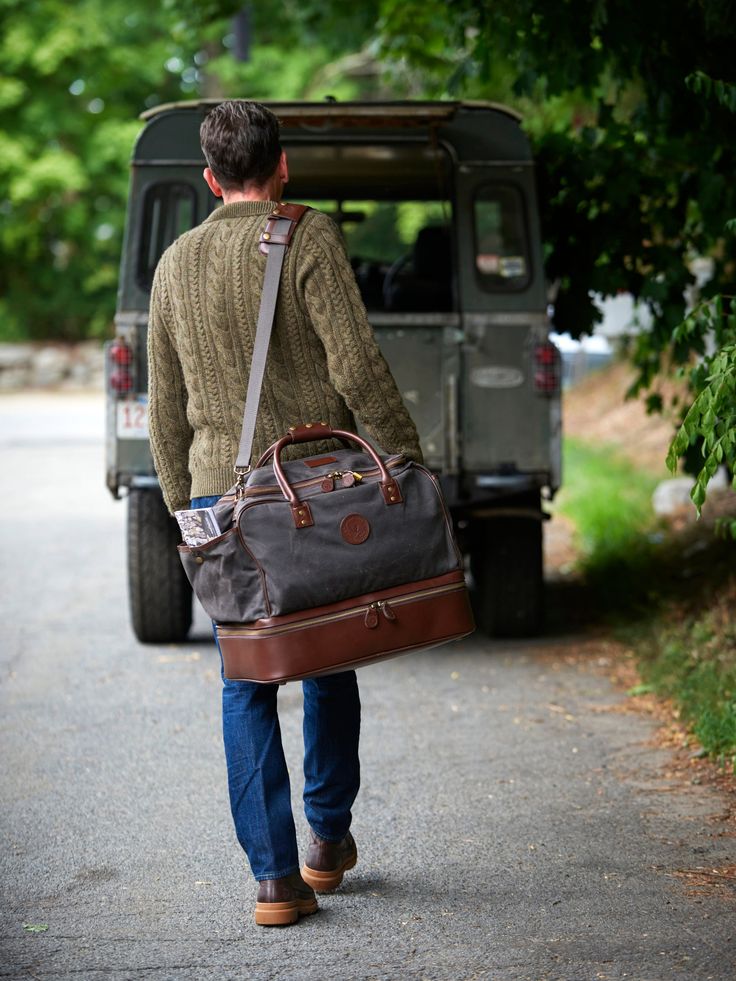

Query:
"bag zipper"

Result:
[[241, 454, 405, 498], [218, 579, 466, 638]]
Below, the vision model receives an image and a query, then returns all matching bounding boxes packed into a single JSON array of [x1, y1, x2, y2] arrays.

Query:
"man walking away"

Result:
[[148, 100, 422, 925]]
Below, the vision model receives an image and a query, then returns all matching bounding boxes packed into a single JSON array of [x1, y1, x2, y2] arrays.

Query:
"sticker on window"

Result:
[[473, 184, 530, 289], [499, 256, 526, 278], [477, 254, 526, 278], [476, 253, 501, 274]]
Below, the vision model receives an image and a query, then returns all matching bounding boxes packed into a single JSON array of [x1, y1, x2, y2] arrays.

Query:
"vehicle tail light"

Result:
[[109, 337, 134, 393], [533, 340, 561, 395]]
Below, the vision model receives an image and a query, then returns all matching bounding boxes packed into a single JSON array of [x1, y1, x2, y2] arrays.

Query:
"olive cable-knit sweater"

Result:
[[148, 200, 423, 513]]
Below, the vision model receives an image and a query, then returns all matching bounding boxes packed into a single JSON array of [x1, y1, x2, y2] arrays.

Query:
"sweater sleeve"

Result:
[[297, 213, 424, 463], [147, 260, 194, 514]]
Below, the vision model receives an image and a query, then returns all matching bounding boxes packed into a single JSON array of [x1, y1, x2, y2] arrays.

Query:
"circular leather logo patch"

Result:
[[340, 513, 371, 545]]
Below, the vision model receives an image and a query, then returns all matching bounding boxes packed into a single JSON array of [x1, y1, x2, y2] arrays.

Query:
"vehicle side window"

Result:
[[473, 185, 530, 291], [136, 182, 198, 292]]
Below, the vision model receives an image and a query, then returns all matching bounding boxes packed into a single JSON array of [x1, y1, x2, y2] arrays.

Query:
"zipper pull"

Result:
[[323, 470, 344, 491], [364, 603, 379, 629], [379, 601, 396, 621], [340, 471, 364, 488]]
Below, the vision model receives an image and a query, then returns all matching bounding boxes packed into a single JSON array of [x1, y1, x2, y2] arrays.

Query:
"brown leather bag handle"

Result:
[[254, 424, 353, 468], [260, 424, 403, 528]]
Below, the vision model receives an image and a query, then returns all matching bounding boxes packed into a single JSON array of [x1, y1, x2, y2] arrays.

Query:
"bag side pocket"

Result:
[[178, 527, 267, 623]]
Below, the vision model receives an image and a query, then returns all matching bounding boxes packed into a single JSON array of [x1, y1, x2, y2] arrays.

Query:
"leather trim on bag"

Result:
[[416, 465, 464, 566], [380, 479, 403, 505], [340, 513, 370, 545], [216, 574, 474, 683], [219, 570, 466, 628], [304, 456, 339, 468], [176, 524, 238, 553], [291, 501, 314, 528]]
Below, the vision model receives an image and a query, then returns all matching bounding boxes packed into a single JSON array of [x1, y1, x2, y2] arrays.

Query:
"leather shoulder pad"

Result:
[[259, 203, 310, 255]]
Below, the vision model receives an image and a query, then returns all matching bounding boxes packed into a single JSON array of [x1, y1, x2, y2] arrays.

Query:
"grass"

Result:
[[633, 583, 736, 768], [555, 437, 663, 612], [557, 435, 736, 769], [557, 437, 661, 557]]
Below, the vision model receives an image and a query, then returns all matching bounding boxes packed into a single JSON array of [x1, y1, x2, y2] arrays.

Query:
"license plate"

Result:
[[116, 396, 149, 439]]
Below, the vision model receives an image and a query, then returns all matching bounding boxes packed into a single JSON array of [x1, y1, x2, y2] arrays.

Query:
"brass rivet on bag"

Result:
[[195, 555, 204, 564], [298, 509, 305, 516], [306, 422, 313, 428], [263, 232, 271, 240]]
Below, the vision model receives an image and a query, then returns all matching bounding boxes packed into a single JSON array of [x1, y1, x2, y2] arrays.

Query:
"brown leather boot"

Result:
[[254, 871, 318, 927], [301, 829, 358, 892]]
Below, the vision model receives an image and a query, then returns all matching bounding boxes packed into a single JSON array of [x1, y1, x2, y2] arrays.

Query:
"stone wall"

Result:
[[0, 342, 105, 390]]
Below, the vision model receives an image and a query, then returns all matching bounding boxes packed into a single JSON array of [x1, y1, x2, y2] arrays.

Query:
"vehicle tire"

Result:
[[128, 488, 192, 643], [469, 507, 544, 638]]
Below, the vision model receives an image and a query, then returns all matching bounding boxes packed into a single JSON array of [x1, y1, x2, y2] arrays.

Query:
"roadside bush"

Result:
[[636, 581, 736, 768]]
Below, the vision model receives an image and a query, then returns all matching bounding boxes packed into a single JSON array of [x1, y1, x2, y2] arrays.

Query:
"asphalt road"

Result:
[[1, 391, 734, 981]]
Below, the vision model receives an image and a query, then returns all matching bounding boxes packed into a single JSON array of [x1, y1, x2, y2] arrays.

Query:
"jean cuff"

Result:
[[309, 823, 349, 844], [254, 864, 301, 882]]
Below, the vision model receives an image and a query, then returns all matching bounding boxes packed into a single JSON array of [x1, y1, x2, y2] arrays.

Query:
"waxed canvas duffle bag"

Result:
[[179, 423, 474, 682], [176, 204, 474, 682]]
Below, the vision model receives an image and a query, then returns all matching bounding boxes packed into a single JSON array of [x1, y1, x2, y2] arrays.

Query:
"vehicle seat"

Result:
[[383, 226, 453, 312], [353, 259, 386, 311]]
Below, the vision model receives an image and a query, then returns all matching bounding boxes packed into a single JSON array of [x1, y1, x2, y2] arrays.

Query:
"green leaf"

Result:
[[691, 480, 707, 509], [23, 924, 49, 933]]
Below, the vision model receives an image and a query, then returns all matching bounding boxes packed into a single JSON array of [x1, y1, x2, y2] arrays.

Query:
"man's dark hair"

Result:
[[200, 101, 281, 190]]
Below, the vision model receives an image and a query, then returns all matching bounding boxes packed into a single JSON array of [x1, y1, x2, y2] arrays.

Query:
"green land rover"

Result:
[[106, 99, 561, 642]]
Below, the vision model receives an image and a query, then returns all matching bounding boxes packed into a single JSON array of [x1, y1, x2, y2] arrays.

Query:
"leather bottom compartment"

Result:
[[216, 570, 474, 683]]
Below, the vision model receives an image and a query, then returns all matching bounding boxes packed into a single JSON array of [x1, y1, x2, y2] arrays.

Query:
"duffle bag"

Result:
[[179, 422, 474, 682], [175, 203, 474, 682]]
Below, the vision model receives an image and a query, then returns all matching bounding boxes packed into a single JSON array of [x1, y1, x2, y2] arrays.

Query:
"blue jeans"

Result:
[[192, 495, 361, 881]]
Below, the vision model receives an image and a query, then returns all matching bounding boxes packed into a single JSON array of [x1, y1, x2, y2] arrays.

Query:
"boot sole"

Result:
[[301, 851, 357, 892], [254, 897, 318, 927]]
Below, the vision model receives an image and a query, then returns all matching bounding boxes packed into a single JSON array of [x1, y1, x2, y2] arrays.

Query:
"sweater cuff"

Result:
[[159, 474, 192, 515]]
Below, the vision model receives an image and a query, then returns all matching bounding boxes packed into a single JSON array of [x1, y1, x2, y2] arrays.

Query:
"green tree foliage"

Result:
[[5, 0, 736, 376], [0, 0, 381, 341], [0, 1, 199, 339], [374, 0, 736, 394], [0, 1, 188, 339], [666, 74, 736, 535], [667, 317, 736, 532]]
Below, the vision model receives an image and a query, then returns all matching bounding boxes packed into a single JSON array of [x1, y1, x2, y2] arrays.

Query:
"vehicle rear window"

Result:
[[473, 185, 530, 291], [304, 199, 455, 313], [136, 182, 198, 292]]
